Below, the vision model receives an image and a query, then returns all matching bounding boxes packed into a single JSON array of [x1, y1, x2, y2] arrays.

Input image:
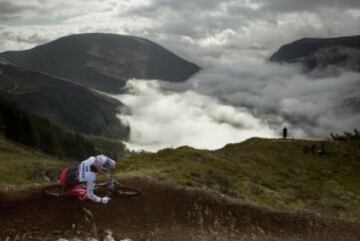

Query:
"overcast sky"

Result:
[[2, 0, 360, 59], [1, 0, 360, 151]]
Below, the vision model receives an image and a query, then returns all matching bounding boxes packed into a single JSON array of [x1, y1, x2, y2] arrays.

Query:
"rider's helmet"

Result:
[[94, 154, 116, 172]]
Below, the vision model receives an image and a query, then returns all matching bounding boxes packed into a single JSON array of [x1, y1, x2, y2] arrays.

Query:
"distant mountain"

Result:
[[0, 63, 129, 139], [270, 35, 360, 72], [0, 33, 201, 93]]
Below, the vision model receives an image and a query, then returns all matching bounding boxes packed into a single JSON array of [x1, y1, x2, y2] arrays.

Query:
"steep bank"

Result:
[[119, 138, 360, 219], [1, 176, 359, 241]]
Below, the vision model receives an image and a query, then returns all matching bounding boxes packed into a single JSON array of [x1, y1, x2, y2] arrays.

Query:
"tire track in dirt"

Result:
[[1, 176, 360, 241]]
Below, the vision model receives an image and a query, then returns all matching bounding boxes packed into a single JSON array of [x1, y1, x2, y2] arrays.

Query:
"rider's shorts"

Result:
[[59, 167, 80, 189], [59, 168, 68, 189], [59, 168, 87, 200]]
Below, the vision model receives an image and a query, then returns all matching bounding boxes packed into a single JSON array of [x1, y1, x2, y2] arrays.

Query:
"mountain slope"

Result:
[[0, 63, 129, 139], [0, 132, 124, 188], [270, 35, 360, 71], [1, 137, 360, 240], [0, 137, 65, 187], [118, 138, 360, 219], [0, 95, 126, 167], [0, 33, 201, 93], [0, 94, 100, 160]]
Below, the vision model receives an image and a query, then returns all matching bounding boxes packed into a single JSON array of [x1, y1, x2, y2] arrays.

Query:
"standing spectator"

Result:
[[282, 127, 288, 140]]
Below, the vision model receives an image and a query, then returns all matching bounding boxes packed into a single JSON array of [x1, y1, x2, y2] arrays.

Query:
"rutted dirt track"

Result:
[[1, 176, 360, 241]]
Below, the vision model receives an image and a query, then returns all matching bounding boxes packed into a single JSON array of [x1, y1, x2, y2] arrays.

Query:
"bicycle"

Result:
[[42, 177, 141, 198]]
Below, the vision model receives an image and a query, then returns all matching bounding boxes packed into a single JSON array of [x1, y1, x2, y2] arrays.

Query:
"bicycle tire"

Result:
[[43, 183, 140, 198], [42, 185, 67, 197]]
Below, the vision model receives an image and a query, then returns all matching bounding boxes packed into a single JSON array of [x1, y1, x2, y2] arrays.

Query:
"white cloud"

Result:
[[115, 80, 277, 151], [254, 0, 360, 13], [185, 62, 360, 139]]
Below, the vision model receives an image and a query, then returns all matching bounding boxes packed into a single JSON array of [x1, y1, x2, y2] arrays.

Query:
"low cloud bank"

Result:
[[181, 61, 360, 140], [115, 59, 360, 151], [115, 80, 277, 151]]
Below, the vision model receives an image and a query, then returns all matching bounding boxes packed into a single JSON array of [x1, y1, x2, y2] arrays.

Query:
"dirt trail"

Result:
[[1, 176, 360, 241]]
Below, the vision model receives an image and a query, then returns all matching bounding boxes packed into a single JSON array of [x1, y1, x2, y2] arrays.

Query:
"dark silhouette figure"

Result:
[[282, 127, 288, 140]]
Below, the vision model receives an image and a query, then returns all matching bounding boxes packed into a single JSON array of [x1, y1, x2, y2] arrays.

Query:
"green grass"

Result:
[[116, 138, 360, 219], [2, 134, 360, 220], [87, 135, 127, 159], [0, 136, 66, 188]]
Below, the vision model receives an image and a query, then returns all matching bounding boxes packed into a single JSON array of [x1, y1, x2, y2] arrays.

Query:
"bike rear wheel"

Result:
[[42, 185, 67, 197]]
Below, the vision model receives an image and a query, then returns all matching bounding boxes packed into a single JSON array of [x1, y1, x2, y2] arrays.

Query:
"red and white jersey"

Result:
[[78, 156, 102, 203]]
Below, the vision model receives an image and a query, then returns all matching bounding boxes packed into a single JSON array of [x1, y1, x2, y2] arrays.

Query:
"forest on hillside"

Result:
[[0, 96, 126, 160]]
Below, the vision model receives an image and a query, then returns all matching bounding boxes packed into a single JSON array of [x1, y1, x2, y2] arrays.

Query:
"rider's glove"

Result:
[[101, 196, 111, 204]]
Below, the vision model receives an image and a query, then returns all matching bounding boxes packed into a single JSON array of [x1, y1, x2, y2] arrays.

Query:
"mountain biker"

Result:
[[59, 154, 116, 204]]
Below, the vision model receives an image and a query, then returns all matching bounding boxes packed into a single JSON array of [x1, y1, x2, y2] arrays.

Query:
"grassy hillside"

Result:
[[87, 135, 127, 160], [0, 137, 66, 188], [0, 94, 97, 159], [2, 134, 360, 220], [0, 95, 127, 161], [0, 63, 129, 139], [117, 138, 360, 219], [0, 135, 128, 189]]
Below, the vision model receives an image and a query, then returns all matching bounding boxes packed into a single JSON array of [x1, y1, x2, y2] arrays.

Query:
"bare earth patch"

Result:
[[1, 176, 360, 241]]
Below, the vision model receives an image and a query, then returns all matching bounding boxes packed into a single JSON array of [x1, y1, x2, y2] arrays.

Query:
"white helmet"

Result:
[[94, 154, 116, 172]]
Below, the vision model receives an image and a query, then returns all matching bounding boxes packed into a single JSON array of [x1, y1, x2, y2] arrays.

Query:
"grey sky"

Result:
[[1, 0, 360, 55], [256, 0, 360, 12]]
